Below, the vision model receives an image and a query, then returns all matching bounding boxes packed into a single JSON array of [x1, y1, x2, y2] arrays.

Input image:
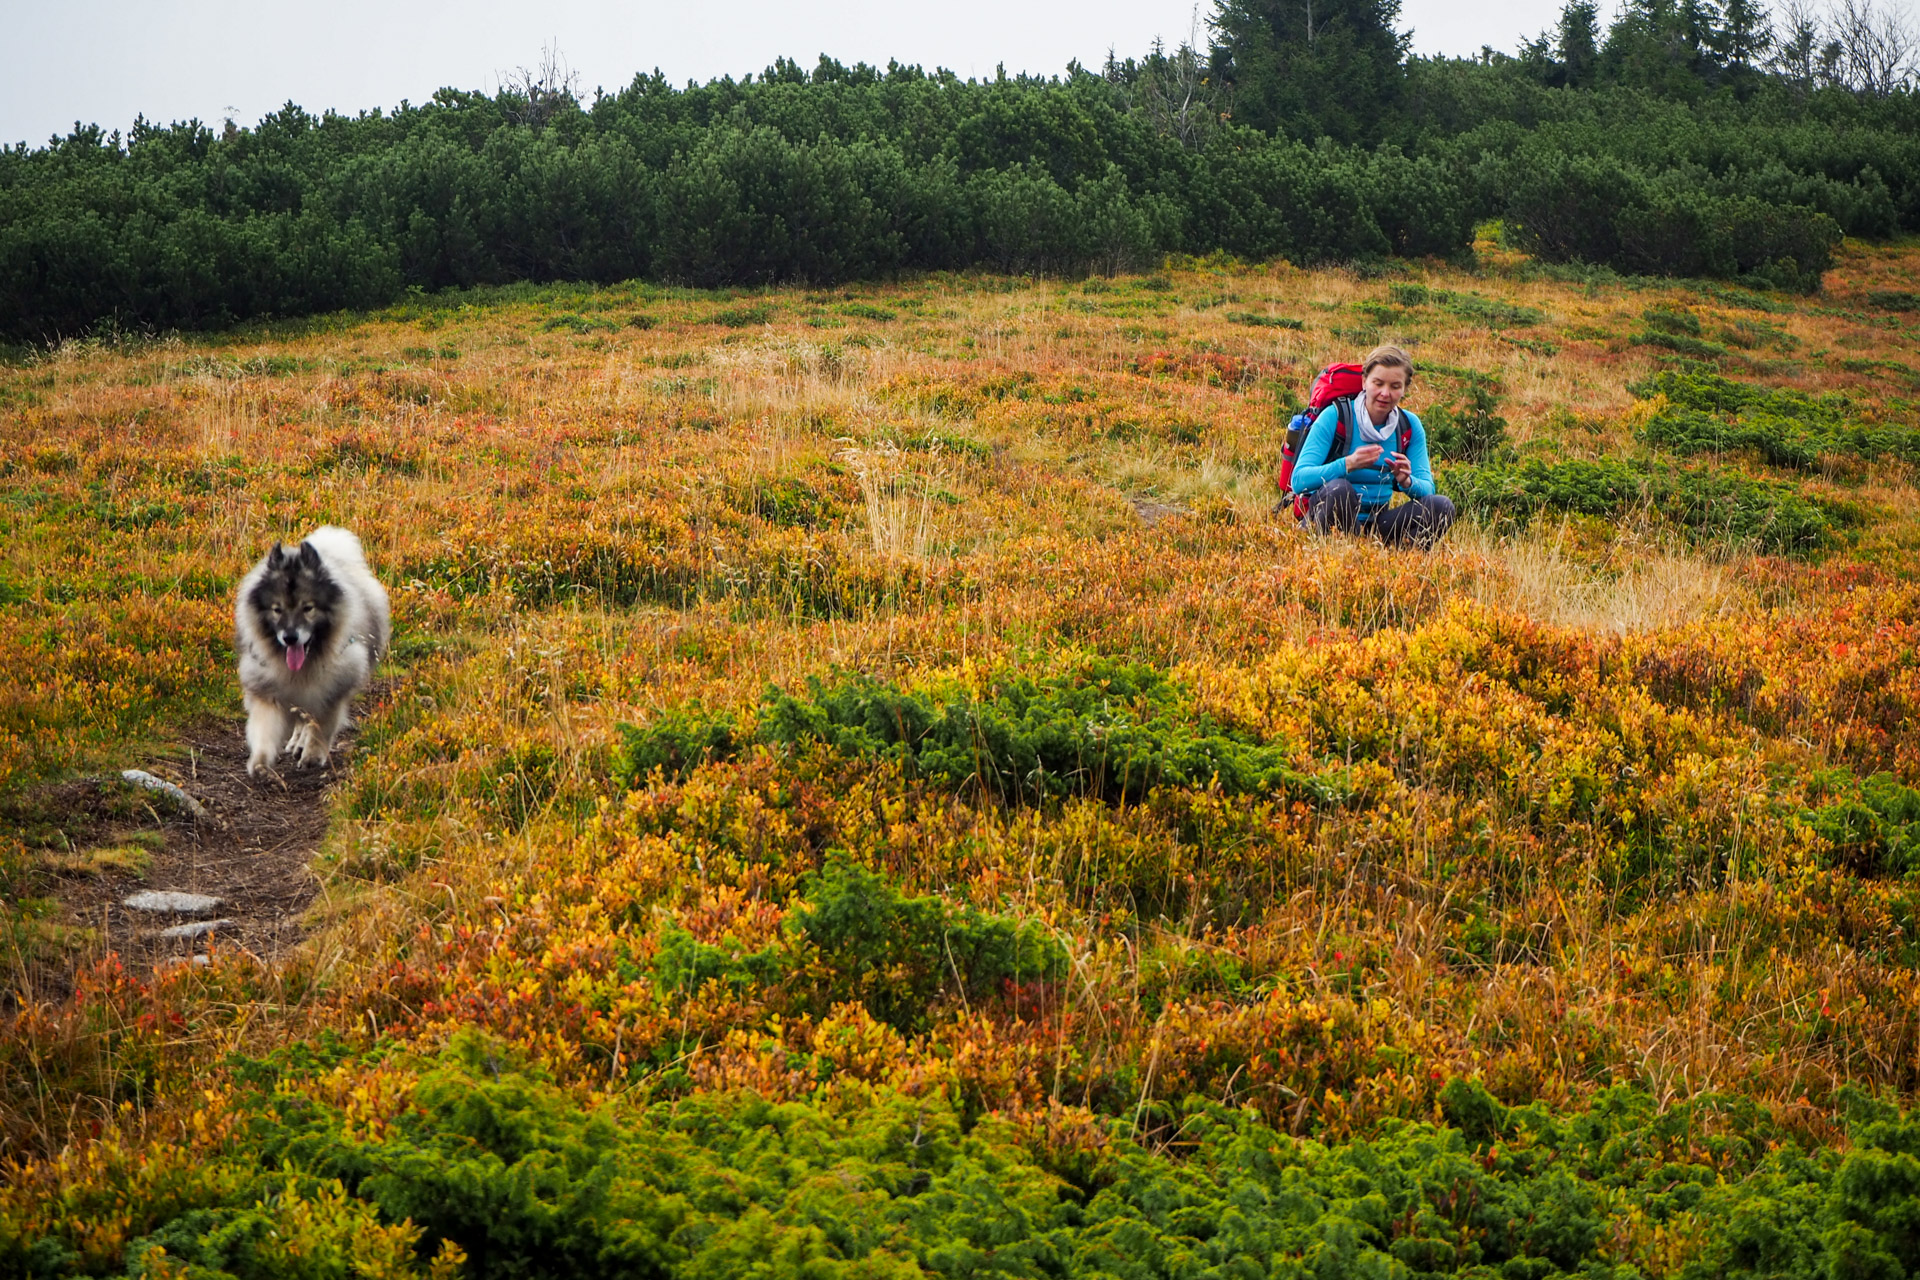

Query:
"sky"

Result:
[[2, 0, 1573, 148]]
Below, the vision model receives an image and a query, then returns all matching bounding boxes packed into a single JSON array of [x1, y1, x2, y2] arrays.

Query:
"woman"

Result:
[[1289, 344, 1455, 549]]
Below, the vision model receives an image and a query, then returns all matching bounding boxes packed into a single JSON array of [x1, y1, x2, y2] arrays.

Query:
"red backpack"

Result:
[[1276, 363, 1412, 519]]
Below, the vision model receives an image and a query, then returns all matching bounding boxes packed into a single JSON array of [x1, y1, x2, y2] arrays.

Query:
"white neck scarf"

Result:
[[1357, 397, 1399, 447]]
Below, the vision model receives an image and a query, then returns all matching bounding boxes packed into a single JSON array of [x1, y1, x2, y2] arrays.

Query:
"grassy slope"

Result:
[[4, 240, 1920, 1276]]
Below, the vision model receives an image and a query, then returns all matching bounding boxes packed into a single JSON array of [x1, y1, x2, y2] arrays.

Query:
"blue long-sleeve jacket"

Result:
[[1290, 402, 1436, 520]]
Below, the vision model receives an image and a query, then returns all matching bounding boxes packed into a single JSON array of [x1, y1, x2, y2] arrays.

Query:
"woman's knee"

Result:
[[1312, 479, 1360, 531], [1415, 494, 1456, 547], [1321, 479, 1359, 511]]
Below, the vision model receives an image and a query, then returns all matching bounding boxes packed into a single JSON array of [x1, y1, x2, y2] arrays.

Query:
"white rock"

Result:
[[123, 890, 223, 915], [120, 769, 207, 819], [159, 918, 234, 940]]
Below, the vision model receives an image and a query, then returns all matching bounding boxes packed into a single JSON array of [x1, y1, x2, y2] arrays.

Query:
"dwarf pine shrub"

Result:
[[1633, 368, 1920, 469], [1424, 375, 1510, 463], [20, 1034, 1918, 1280], [614, 659, 1347, 804], [789, 857, 1068, 1030], [1805, 768, 1920, 877], [612, 704, 738, 785], [1445, 457, 1846, 552], [756, 659, 1337, 805]]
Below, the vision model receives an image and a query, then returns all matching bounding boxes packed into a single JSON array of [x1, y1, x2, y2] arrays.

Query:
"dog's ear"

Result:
[[297, 541, 322, 569], [268, 541, 290, 568]]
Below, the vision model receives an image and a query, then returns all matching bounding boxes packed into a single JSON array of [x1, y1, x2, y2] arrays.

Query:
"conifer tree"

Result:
[[1720, 0, 1774, 68], [1600, 0, 1714, 95], [1719, 0, 1774, 91], [1558, 0, 1602, 86], [1209, 0, 1411, 142]]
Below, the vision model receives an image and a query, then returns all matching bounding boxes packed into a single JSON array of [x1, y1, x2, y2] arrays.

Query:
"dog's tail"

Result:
[[304, 526, 392, 662], [302, 525, 370, 570]]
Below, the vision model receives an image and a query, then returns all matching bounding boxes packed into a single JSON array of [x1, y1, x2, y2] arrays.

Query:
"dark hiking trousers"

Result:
[[1308, 478, 1456, 549]]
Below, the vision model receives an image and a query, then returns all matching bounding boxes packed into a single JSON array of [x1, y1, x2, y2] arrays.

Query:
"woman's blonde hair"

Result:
[[1362, 343, 1415, 384]]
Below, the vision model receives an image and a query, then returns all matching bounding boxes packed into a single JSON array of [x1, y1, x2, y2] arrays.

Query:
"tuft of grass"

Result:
[[39, 832, 159, 879], [838, 439, 946, 561]]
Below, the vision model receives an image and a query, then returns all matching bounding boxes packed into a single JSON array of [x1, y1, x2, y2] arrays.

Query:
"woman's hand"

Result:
[[1345, 443, 1384, 473], [1387, 452, 1413, 486]]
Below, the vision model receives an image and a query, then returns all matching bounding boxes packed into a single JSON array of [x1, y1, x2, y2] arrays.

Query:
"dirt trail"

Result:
[[30, 716, 363, 981]]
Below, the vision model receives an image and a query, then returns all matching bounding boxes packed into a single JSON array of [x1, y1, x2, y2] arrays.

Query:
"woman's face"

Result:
[[1363, 365, 1409, 418]]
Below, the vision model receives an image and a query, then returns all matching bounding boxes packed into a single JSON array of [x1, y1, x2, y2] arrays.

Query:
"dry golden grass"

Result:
[[1452, 520, 1750, 633]]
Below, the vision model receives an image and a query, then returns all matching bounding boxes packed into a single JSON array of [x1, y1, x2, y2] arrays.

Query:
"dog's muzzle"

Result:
[[278, 629, 312, 672]]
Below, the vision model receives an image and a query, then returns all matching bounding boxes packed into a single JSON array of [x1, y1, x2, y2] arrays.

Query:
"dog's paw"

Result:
[[286, 725, 316, 766], [288, 727, 335, 769], [246, 749, 277, 777]]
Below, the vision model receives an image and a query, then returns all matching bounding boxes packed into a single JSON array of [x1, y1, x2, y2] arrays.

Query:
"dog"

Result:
[[235, 526, 391, 776]]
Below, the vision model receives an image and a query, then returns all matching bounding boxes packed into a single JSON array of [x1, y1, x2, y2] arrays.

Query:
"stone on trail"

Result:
[[159, 918, 235, 940], [123, 890, 223, 915], [120, 769, 208, 819]]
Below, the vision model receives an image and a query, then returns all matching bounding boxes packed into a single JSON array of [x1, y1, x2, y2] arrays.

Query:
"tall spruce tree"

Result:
[[1600, 0, 1716, 95], [1559, 0, 1602, 86], [1719, 0, 1774, 91], [1209, 0, 1411, 142]]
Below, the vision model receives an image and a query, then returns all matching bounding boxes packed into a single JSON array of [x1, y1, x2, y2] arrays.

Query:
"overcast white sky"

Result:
[[3, 0, 1572, 148]]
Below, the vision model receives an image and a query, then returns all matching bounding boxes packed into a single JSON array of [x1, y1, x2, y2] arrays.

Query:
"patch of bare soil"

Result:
[[20, 714, 371, 986], [1130, 496, 1191, 527]]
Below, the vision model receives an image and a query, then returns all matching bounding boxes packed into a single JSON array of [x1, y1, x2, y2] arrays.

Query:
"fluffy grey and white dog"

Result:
[[235, 526, 391, 776]]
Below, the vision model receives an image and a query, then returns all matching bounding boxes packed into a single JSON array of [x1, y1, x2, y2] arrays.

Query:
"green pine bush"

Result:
[[1444, 456, 1847, 552], [33, 1035, 1913, 1280]]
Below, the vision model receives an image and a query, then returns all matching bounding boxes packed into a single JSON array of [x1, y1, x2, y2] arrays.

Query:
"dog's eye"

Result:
[[302, 603, 315, 614]]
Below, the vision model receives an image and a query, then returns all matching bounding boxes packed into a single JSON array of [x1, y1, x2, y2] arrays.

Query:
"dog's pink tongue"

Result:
[[285, 642, 307, 672]]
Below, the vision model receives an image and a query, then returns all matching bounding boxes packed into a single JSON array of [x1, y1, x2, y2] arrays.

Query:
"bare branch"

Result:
[[500, 42, 581, 127]]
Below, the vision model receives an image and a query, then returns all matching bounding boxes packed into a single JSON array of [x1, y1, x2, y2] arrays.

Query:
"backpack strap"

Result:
[[1330, 397, 1355, 459], [1391, 414, 1416, 493]]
